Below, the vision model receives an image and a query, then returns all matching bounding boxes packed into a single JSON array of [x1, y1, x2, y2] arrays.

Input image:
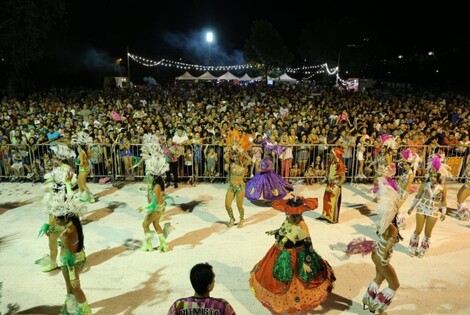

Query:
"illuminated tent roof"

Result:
[[218, 71, 240, 81], [239, 73, 254, 81], [175, 71, 196, 80], [278, 73, 297, 82], [197, 71, 218, 80]]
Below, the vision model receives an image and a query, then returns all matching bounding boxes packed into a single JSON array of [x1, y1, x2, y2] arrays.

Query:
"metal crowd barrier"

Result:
[[0, 142, 468, 185]]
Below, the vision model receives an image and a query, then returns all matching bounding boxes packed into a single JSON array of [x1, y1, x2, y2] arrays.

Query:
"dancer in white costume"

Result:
[[407, 153, 451, 258], [361, 168, 403, 314]]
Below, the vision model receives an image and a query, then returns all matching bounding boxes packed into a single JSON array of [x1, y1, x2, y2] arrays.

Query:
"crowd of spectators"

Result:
[[0, 81, 469, 183]]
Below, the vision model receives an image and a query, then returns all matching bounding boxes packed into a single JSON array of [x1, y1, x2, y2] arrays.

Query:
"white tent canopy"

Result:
[[197, 71, 218, 80], [268, 73, 298, 83], [175, 71, 196, 80], [239, 73, 262, 81], [278, 73, 297, 82], [218, 71, 239, 81]]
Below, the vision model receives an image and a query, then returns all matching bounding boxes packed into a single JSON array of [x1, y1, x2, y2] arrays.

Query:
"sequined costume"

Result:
[[321, 148, 347, 223], [414, 182, 445, 218]]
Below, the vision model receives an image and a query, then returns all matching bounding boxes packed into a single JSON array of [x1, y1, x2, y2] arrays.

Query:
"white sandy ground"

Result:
[[0, 181, 470, 315]]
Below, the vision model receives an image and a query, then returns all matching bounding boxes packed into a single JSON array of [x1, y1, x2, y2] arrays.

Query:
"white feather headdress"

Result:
[[141, 133, 169, 176], [44, 190, 87, 218], [44, 167, 70, 189], [71, 131, 93, 146], [50, 144, 76, 160]]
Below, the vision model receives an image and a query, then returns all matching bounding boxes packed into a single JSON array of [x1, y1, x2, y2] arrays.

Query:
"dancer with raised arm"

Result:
[[224, 144, 251, 228], [224, 130, 252, 228]]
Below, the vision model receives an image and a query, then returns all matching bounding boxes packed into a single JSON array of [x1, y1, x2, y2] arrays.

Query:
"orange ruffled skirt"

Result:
[[249, 244, 335, 313]]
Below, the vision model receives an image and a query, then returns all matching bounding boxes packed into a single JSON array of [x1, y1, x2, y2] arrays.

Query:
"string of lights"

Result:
[[128, 52, 349, 86]]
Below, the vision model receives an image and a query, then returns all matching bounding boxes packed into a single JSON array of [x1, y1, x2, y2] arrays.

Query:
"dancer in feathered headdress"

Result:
[[223, 129, 252, 228], [136, 133, 172, 252], [52, 191, 91, 315], [37, 144, 77, 273], [71, 131, 95, 203], [407, 153, 448, 258], [370, 134, 397, 203], [40, 189, 92, 315], [394, 148, 421, 229], [330, 170, 403, 314], [317, 147, 347, 223], [48, 144, 77, 195], [361, 174, 403, 314], [456, 163, 470, 221]]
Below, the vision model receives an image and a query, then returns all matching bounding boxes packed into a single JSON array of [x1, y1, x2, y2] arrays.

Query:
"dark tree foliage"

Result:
[[0, 0, 66, 96], [243, 20, 294, 78]]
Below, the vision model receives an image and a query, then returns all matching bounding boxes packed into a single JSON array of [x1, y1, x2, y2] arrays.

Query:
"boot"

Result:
[[162, 222, 174, 238], [417, 236, 430, 258], [458, 202, 470, 221], [373, 287, 395, 314], [141, 231, 155, 252], [43, 260, 58, 272], [362, 280, 379, 312], [60, 294, 78, 315], [226, 207, 235, 227], [238, 208, 245, 228], [78, 301, 92, 315], [79, 191, 87, 202], [157, 234, 168, 252], [408, 233, 419, 257], [86, 189, 95, 203], [79, 190, 95, 203], [35, 254, 58, 272]]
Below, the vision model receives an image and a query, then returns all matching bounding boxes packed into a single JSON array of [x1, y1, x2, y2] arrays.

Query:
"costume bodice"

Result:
[[231, 163, 245, 176], [417, 182, 444, 215]]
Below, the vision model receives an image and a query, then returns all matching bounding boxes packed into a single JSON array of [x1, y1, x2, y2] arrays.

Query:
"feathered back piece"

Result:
[[374, 176, 400, 234], [426, 153, 452, 182], [44, 190, 87, 218], [226, 129, 252, 153], [50, 144, 76, 160], [141, 133, 169, 176], [71, 131, 93, 146], [400, 148, 420, 172]]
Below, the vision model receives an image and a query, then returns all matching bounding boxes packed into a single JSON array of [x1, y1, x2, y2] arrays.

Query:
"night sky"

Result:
[[66, 2, 465, 55], [42, 1, 469, 86]]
